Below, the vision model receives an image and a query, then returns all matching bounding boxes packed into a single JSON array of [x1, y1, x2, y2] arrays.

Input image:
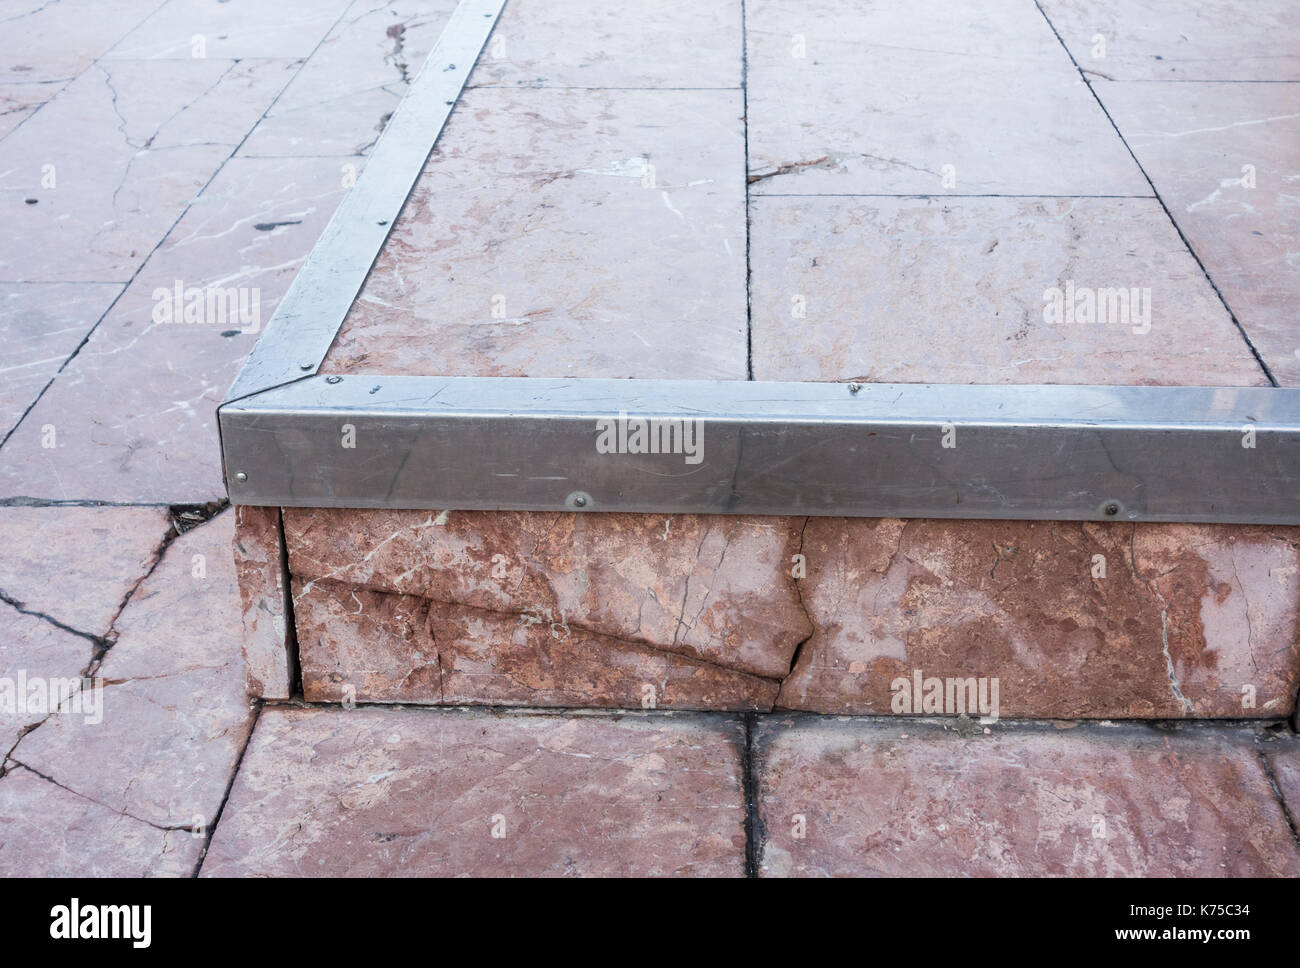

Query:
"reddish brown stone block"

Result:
[[777, 519, 1300, 719], [200, 706, 747, 877], [756, 719, 1300, 877], [294, 580, 778, 711], [285, 507, 809, 679], [233, 505, 293, 700]]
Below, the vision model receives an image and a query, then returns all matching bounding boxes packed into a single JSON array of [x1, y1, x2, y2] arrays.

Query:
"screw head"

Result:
[[848, 382, 862, 394], [299, 361, 313, 371], [235, 472, 248, 483], [573, 495, 587, 507], [325, 375, 342, 384], [1103, 502, 1120, 517]]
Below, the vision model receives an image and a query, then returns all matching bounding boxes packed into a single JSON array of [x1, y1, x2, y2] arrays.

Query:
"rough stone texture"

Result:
[[0, 506, 170, 634], [322, 87, 747, 380], [745, 0, 1147, 195], [1262, 733, 1300, 822], [9, 513, 256, 829], [1039, 0, 1300, 81], [200, 706, 747, 877], [238, 0, 459, 158], [750, 195, 1268, 385], [0, 282, 123, 437], [0, 157, 350, 503], [295, 581, 779, 711], [233, 505, 293, 700], [778, 519, 1300, 719], [466, 0, 742, 89], [0, 766, 202, 877], [756, 719, 1300, 876], [1097, 82, 1300, 386], [0, 608, 94, 756], [104, 0, 352, 60], [0, 58, 294, 283], [286, 508, 808, 679]]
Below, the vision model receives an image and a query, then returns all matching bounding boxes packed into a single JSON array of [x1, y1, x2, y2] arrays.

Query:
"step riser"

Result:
[[235, 507, 1300, 719]]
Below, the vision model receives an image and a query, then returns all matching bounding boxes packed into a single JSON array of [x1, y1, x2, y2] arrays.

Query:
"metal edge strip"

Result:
[[221, 0, 508, 406], [220, 376, 1300, 523]]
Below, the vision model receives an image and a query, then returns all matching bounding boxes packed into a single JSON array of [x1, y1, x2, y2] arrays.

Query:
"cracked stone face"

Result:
[[268, 508, 1300, 718]]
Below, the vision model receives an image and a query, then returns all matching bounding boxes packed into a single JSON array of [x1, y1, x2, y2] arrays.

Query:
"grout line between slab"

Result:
[[193, 700, 263, 877], [1033, 0, 1281, 388]]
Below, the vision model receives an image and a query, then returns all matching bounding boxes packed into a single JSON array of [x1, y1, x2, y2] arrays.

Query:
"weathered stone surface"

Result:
[[0, 157, 350, 503], [750, 195, 1268, 385], [1039, 0, 1300, 81], [466, 0, 741, 89], [233, 505, 292, 700], [0, 506, 169, 634], [200, 706, 747, 876], [0, 608, 94, 756], [778, 519, 1300, 719], [285, 508, 809, 678], [1262, 733, 1300, 822], [239, 0, 458, 158], [0, 283, 123, 437], [745, 0, 1146, 195], [0, 58, 294, 283], [756, 719, 1300, 876], [295, 580, 778, 711], [104, 0, 352, 60], [1097, 82, 1300, 386], [0, 766, 201, 877], [322, 87, 747, 380], [10, 513, 256, 828], [0, 0, 160, 83]]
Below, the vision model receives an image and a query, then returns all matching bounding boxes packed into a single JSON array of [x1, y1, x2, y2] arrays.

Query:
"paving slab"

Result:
[[0, 81, 59, 140], [756, 719, 1300, 876], [465, 0, 742, 90], [0, 608, 95, 756], [104, 0, 352, 61], [321, 87, 747, 380], [777, 519, 1300, 719], [238, 0, 459, 158], [1096, 81, 1300, 386], [750, 195, 1268, 384], [0, 765, 202, 877], [0, 156, 350, 502], [0, 505, 170, 634], [200, 706, 747, 877], [0, 0, 163, 83], [745, 0, 1148, 195], [1039, 0, 1300, 81], [9, 512, 256, 829], [0, 281, 123, 437], [0, 57, 294, 283]]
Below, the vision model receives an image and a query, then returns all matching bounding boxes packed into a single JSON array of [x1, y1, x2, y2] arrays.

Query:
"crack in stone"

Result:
[[8, 761, 193, 833], [1128, 527, 1195, 715]]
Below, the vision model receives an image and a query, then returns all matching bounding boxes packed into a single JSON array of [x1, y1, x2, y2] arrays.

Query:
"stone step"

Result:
[[236, 505, 1300, 719]]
